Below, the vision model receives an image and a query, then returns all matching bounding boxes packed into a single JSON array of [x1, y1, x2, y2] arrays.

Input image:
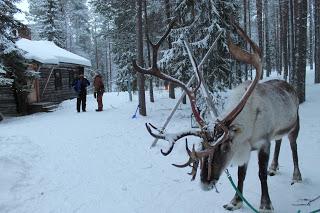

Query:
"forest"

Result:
[[1, 0, 319, 115]]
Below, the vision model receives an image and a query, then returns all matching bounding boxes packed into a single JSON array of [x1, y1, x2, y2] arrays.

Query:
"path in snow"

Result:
[[0, 71, 319, 213]]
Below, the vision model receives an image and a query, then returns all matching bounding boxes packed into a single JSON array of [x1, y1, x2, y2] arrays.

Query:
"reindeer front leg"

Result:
[[223, 163, 248, 211], [258, 142, 274, 213]]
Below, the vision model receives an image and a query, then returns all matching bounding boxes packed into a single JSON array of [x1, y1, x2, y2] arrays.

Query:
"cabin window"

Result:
[[69, 70, 75, 87], [54, 70, 62, 90], [79, 66, 84, 75]]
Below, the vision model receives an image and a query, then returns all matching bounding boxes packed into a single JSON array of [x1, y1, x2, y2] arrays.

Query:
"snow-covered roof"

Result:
[[15, 38, 91, 67]]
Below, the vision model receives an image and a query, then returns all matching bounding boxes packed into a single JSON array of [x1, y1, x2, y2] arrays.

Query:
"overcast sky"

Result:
[[14, 0, 29, 24]]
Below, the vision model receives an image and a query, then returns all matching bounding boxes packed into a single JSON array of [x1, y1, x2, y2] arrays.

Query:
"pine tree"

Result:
[[0, 0, 35, 114], [0, 0, 21, 57], [91, 0, 137, 91], [29, 0, 66, 47], [68, 0, 92, 58], [160, 1, 237, 94]]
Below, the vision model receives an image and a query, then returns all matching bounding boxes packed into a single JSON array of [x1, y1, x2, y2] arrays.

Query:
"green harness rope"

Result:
[[225, 169, 320, 213], [225, 169, 260, 213]]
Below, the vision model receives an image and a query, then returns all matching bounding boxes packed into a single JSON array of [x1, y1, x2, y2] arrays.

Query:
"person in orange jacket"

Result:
[[93, 73, 105, 111]]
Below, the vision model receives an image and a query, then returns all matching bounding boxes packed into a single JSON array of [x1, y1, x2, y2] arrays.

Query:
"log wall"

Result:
[[0, 86, 17, 115], [39, 65, 81, 103]]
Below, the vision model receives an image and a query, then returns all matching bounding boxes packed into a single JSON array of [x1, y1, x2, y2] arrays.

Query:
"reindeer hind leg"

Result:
[[288, 113, 302, 184], [268, 139, 282, 176]]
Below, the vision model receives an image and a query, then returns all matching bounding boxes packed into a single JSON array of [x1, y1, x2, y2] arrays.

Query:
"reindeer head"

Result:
[[133, 19, 261, 191], [199, 126, 235, 190], [198, 124, 239, 191], [199, 142, 233, 190]]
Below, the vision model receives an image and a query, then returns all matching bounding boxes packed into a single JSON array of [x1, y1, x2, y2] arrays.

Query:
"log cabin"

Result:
[[0, 35, 91, 116]]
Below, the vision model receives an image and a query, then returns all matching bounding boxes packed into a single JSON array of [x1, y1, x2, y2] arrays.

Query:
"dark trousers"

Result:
[[77, 93, 87, 112], [97, 94, 103, 110]]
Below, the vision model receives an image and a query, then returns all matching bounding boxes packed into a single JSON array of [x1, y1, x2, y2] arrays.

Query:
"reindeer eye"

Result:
[[220, 143, 230, 153]]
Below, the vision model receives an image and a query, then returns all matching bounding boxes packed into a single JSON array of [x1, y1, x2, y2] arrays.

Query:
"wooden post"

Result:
[[128, 78, 133, 102], [35, 65, 41, 102], [41, 66, 55, 98], [150, 33, 222, 148], [184, 40, 219, 120]]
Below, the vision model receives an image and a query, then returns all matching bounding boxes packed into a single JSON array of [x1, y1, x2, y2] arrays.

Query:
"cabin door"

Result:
[[27, 79, 40, 103]]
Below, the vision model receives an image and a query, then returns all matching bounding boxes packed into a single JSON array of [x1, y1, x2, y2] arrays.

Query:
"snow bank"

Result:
[[0, 68, 319, 213], [16, 38, 91, 67]]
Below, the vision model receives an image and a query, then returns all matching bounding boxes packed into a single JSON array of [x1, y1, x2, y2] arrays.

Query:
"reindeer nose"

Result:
[[200, 183, 213, 191], [212, 178, 219, 186], [200, 179, 218, 191]]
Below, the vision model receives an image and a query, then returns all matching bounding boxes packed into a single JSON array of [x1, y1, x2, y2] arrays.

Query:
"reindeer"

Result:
[[133, 20, 302, 213]]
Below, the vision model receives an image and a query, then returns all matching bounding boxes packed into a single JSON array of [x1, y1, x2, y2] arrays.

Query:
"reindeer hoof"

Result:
[[259, 208, 274, 213], [291, 170, 302, 184], [268, 165, 279, 176], [223, 201, 243, 211], [291, 178, 302, 185], [259, 202, 274, 213], [268, 169, 277, 176]]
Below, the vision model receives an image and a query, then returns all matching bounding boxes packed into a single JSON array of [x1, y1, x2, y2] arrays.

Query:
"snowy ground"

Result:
[[0, 70, 320, 213]]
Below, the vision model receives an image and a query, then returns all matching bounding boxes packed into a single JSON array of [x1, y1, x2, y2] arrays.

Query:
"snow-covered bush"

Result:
[[0, 64, 14, 86]]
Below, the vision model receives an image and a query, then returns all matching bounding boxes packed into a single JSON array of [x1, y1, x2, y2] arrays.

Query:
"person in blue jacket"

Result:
[[72, 74, 90, 112]]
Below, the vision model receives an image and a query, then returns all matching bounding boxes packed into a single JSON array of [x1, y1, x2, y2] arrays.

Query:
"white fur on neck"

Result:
[[231, 141, 251, 166]]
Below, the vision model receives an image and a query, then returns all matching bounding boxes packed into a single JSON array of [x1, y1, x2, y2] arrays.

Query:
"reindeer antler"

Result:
[[133, 19, 205, 128], [145, 123, 205, 156], [221, 22, 262, 127], [172, 140, 200, 181]]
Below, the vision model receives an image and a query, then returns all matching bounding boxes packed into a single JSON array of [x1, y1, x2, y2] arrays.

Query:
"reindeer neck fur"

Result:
[[219, 79, 299, 166]]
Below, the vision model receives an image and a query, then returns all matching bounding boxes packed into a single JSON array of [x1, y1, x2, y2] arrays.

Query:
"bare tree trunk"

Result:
[[264, 0, 271, 77], [243, 0, 248, 80], [94, 22, 99, 70], [105, 41, 109, 92], [293, 0, 307, 103], [256, 0, 264, 79], [108, 41, 112, 91], [165, 0, 175, 99], [236, 61, 242, 84], [281, 0, 289, 81], [248, 0, 253, 79], [315, 0, 320, 83], [289, 0, 295, 84], [169, 83, 175, 99], [143, 0, 154, 102], [275, 2, 281, 75], [309, 0, 314, 70], [182, 93, 187, 104], [136, 0, 146, 116]]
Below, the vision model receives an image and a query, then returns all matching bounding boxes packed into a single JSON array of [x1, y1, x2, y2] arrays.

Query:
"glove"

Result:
[[94, 92, 97, 99]]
